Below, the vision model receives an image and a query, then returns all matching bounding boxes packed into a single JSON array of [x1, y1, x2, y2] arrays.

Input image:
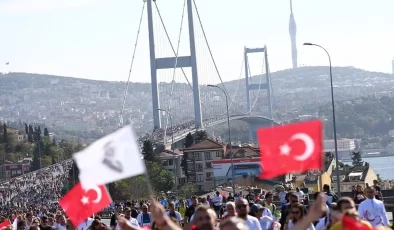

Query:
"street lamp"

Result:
[[207, 84, 236, 195], [157, 108, 177, 192], [303, 42, 341, 196]]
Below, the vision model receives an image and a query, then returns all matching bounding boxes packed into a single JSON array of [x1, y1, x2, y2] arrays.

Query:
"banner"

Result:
[[212, 158, 262, 179]]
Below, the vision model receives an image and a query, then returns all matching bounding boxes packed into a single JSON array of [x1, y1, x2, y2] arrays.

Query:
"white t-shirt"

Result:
[[166, 211, 183, 221], [288, 220, 315, 230], [76, 218, 93, 230], [296, 191, 304, 200], [244, 215, 262, 230], [279, 192, 287, 203], [116, 217, 139, 229]]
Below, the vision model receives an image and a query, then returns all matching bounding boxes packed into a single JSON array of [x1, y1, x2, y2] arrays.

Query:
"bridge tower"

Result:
[[244, 46, 273, 141], [147, 0, 203, 130]]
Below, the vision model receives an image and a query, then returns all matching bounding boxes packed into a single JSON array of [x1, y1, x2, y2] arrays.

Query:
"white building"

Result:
[[324, 138, 356, 161], [392, 58, 394, 75]]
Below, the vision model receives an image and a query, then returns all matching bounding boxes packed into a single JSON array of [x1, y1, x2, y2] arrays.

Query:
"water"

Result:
[[362, 156, 394, 180]]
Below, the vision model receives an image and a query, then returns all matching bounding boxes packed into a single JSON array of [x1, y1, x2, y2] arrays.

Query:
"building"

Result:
[[6, 127, 26, 142], [331, 165, 378, 192], [183, 139, 226, 192], [224, 145, 260, 159], [292, 158, 336, 193], [0, 162, 30, 180], [392, 58, 394, 75], [324, 139, 356, 161], [156, 149, 186, 189]]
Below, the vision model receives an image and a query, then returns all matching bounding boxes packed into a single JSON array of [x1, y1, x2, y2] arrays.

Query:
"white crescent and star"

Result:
[[80, 185, 102, 205], [279, 133, 315, 161]]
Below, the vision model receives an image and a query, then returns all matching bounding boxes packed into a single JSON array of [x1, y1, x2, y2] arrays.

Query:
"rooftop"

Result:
[[156, 149, 183, 158], [184, 139, 225, 151]]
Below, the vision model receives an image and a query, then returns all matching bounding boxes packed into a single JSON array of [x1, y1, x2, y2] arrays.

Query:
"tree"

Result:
[[146, 161, 174, 192], [51, 154, 56, 164], [182, 133, 194, 182], [179, 183, 197, 198], [68, 160, 80, 188], [3, 124, 8, 144], [377, 174, 383, 183], [351, 151, 363, 167], [31, 151, 41, 171], [28, 125, 34, 143], [194, 130, 208, 142], [44, 128, 49, 137], [364, 162, 370, 167], [142, 139, 155, 162]]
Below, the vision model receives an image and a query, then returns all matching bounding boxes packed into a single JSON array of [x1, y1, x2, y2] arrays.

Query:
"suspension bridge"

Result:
[[120, 0, 280, 145]]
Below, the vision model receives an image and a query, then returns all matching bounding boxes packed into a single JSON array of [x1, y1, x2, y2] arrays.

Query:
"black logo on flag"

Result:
[[102, 141, 123, 173]]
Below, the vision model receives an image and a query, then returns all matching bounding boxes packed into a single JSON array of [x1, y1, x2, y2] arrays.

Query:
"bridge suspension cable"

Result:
[[243, 54, 266, 115], [118, 1, 146, 129], [153, 1, 214, 123], [161, 0, 187, 144], [192, 0, 267, 118]]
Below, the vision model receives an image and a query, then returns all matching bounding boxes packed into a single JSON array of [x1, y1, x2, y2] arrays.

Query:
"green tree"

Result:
[[51, 154, 56, 164], [44, 128, 49, 137], [142, 139, 155, 162], [377, 174, 383, 183], [179, 183, 197, 198], [182, 133, 194, 182], [31, 151, 41, 171], [28, 125, 34, 143], [3, 124, 8, 144], [194, 130, 208, 142], [146, 161, 174, 192], [68, 160, 80, 188], [351, 151, 363, 167]]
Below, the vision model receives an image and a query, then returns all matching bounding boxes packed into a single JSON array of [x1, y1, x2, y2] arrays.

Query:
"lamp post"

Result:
[[207, 84, 236, 195], [303, 43, 341, 196], [157, 108, 177, 193]]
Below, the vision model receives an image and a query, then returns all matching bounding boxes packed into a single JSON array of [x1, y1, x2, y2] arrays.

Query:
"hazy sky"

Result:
[[0, 0, 393, 83]]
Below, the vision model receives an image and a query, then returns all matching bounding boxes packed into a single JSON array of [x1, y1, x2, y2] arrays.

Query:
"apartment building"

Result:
[[156, 149, 186, 189], [183, 139, 226, 192]]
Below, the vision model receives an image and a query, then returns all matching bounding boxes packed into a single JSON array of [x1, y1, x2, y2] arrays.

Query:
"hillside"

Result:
[[0, 66, 393, 141]]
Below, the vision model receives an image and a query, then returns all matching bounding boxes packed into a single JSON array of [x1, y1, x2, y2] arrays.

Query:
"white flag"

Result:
[[73, 125, 146, 188]]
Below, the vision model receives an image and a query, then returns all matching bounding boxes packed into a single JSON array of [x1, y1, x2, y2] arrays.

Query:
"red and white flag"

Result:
[[257, 120, 323, 179], [0, 220, 11, 229], [59, 182, 112, 227]]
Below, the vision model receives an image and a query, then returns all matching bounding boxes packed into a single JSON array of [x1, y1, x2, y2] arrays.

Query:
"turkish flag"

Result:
[[59, 182, 112, 227], [257, 120, 323, 179], [342, 216, 372, 230], [0, 220, 11, 229]]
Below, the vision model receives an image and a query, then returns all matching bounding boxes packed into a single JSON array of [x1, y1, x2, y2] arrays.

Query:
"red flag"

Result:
[[0, 220, 11, 229], [257, 120, 323, 179], [59, 182, 112, 227], [342, 216, 372, 230]]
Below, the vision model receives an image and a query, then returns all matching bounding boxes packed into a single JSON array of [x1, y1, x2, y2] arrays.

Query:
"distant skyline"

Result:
[[0, 0, 393, 83]]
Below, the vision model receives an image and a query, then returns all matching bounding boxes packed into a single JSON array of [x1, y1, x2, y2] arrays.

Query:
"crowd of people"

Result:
[[0, 160, 73, 210], [69, 184, 390, 230], [151, 120, 195, 140], [0, 151, 389, 230]]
